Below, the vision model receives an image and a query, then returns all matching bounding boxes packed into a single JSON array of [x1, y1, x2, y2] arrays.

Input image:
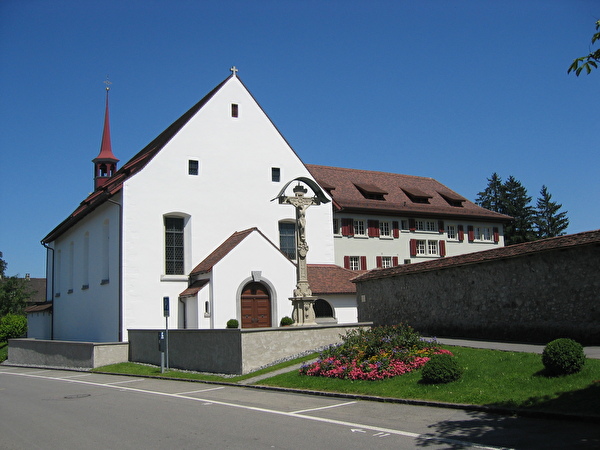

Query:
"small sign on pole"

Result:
[[163, 296, 170, 371], [163, 296, 170, 317], [158, 331, 166, 373]]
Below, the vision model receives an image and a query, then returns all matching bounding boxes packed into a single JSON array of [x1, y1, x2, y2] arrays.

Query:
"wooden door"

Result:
[[241, 282, 271, 328]]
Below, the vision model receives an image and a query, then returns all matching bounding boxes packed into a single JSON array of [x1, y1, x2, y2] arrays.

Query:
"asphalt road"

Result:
[[1, 366, 598, 449]]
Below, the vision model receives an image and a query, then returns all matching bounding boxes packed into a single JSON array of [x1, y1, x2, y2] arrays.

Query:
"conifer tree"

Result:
[[502, 176, 535, 245], [534, 185, 569, 238], [475, 173, 505, 213]]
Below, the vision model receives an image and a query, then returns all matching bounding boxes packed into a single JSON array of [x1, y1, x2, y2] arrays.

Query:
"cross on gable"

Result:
[[230, 66, 238, 77]]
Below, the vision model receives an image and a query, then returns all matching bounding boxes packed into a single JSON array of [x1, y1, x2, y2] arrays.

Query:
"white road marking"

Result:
[[174, 386, 225, 395], [103, 378, 145, 385], [58, 373, 93, 379], [0, 370, 511, 449], [291, 401, 357, 414]]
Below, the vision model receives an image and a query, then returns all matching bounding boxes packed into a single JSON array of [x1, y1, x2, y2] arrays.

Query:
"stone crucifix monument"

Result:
[[273, 177, 330, 326]]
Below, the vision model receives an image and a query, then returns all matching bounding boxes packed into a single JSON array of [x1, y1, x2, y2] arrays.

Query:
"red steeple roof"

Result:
[[93, 88, 118, 163]]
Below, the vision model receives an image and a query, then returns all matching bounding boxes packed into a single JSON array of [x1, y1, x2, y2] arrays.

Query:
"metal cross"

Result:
[[104, 76, 112, 91], [230, 66, 238, 77]]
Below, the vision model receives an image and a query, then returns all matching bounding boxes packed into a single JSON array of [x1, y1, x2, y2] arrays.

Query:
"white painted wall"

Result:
[[120, 76, 334, 337], [48, 198, 121, 342]]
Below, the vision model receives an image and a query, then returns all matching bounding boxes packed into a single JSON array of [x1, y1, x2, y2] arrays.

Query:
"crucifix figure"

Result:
[[274, 177, 329, 326]]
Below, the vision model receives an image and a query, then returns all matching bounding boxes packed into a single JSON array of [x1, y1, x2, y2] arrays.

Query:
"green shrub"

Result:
[[0, 314, 27, 341], [421, 353, 463, 384], [280, 316, 294, 326], [226, 319, 239, 329], [542, 338, 586, 375]]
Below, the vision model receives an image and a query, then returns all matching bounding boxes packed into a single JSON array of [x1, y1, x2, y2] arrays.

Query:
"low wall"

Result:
[[129, 324, 371, 375], [356, 236, 600, 344], [6, 339, 129, 369]]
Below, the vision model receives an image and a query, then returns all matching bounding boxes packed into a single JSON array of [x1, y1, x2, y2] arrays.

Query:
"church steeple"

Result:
[[93, 79, 119, 190]]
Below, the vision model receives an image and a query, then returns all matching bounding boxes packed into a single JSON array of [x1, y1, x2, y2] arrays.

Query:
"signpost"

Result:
[[163, 296, 170, 372]]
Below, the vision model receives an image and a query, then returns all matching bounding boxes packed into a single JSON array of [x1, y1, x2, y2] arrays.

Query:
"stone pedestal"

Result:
[[290, 296, 317, 326]]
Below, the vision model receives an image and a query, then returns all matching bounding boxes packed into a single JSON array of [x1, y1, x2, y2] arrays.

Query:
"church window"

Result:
[[231, 103, 239, 117], [188, 160, 199, 175], [353, 219, 366, 236], [271, 167, 280, 182], [165, 217, 185, 275], [101, 219, 110, 284], [67, 241, 74, 294], [82, 232, 89, 289], [279, 222, 296, 260]]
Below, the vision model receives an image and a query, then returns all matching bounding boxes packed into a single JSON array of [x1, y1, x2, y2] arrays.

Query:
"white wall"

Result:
[[120, 76, 335, 337], [49, 197, 121, 342]]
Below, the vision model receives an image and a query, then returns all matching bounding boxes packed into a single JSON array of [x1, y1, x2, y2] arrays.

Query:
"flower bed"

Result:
[[299, 324, 452, 380]]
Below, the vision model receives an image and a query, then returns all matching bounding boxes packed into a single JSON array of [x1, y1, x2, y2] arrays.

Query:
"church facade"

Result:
[[34, 70, 510, 342]]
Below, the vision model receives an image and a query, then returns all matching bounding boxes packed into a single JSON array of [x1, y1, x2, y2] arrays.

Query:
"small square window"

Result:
[[231, 103, 239, 118], [272, 167, 280, 182], [188, 160, 199, 175]]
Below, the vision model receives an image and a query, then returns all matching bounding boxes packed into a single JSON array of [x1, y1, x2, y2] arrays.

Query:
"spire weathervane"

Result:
[[230, 66, 238, 77], [104, 75, 112, 91]]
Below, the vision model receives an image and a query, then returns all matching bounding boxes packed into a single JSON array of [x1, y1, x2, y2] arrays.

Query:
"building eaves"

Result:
[[307, 264, 364, 294], [353, 229, 600, 282], [42, 75, 233, 244]]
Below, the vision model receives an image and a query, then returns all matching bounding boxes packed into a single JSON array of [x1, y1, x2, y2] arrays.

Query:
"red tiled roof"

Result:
[[180, 279, 209, 297], [306, 165, 511, 222], [354, 229, 600, 282], [24, 302, 53, 313], [190, 228, 257, 275], [42, 75, 232, 244], [307, 264, 364, 294]]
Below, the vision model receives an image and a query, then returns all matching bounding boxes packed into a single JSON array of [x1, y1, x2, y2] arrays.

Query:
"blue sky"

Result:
[[1, 0, 598, 277]]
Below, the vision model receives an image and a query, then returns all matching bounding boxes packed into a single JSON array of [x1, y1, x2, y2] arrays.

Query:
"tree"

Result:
[[475, 173, 505, 214], [0, 254, 34, 317], [568, 19, 600, 76], [534, 185, 569, 238], [502, 176, 535, 245]]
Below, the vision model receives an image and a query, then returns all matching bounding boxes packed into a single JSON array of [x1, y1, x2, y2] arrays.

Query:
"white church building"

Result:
[[32, 69, 510, 342]]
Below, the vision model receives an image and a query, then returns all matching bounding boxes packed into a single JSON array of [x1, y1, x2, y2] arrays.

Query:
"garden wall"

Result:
[[355, 230, 600, 344]]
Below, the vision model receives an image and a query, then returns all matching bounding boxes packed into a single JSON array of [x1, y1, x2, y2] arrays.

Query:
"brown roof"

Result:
[[25, 278, 46, 303], [354, 229, 600, 282], [307, 264, 364, 294], [180, 279, 209, 297], [306, 164, 511, 222], [25, 302, 53, 313]]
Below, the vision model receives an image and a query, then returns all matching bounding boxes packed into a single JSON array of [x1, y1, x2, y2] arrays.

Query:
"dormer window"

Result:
[[354, 183, 387, 201], [439, 191, 466, 207], [401, 187, 432, 204]]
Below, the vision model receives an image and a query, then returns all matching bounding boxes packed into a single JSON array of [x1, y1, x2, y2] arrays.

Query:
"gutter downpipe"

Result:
[[106, 197, 123, 342], [41, 241, 55, 339]]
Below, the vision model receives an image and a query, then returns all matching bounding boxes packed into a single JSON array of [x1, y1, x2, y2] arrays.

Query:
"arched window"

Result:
[[279, 221, 296, 260]]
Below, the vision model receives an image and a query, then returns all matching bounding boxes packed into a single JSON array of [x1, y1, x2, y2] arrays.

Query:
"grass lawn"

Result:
[[257, 346, 600, 418]]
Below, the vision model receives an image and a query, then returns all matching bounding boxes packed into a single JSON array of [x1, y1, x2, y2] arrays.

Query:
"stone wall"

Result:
[[356, 241, 600, 344]]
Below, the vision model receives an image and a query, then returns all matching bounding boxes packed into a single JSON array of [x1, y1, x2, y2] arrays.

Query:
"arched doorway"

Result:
[[241, 282, 271, 328], [314, 298, 336, 324]]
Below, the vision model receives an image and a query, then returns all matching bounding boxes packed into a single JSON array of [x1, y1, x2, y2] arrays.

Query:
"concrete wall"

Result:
[[129, 324, 371, 374], [356, 242, 600, 344], [7, 339, 128, 368]]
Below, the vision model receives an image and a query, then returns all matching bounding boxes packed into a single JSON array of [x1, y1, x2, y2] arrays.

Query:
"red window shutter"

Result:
[[341, 218, 354, 236], [343, 256, 350, 269], [368, 220, 380, 237], [360, 256, 367, 270], [409, 218, 416, 231], [392, 221, 399, 238], [392, 256, 399, 266], [458, 225, 464, 241], [439, 240, 446, 257], [410, 239, 417, 257], [468, 225, 474, 242], [493, 227, 499, 243], [438, 220, 445, 233], [376, 256, 382, 268]]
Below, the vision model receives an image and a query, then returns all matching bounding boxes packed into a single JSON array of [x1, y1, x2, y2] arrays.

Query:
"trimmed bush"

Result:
[[421, 353, 463, 384], [280, 316, 294, 326], [0, 314, 27, 341], [226, 319, 239, 329], [542, 338, 586, 375]]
